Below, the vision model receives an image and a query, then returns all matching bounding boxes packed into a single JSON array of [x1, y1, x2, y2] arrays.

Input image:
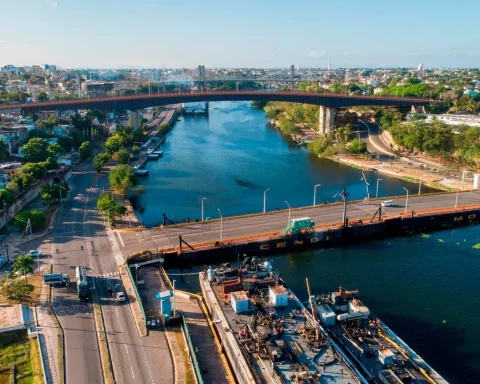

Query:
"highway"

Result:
[[117, 191, 480, 256], [50, 170, 173, 384]]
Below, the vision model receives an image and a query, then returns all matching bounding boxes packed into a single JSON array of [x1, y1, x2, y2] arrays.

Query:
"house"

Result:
[[0, 127, 29, 154], [37, 111, 58, 121], [53, 125, 73, 137]]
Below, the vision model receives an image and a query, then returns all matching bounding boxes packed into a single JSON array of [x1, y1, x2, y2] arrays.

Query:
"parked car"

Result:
[[29, 250, 44, 257], [116, 292, 126, 302]]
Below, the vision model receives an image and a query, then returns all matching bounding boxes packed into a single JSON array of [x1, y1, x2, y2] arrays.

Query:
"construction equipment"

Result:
[[282, 217, 315, 236]]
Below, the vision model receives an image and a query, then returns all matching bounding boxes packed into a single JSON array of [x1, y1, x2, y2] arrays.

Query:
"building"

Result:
[[81, 81, 115, 95], [0, 127, 29, 154], [37, 111, 58, 121]]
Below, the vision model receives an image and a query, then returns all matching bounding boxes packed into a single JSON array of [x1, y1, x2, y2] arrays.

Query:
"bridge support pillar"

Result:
[[318, 106, 335, 134], [129, 111, 140, 128], [411, 105, 426, 114]]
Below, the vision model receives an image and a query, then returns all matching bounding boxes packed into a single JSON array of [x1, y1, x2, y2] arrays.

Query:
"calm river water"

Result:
[[136, 101, 432, 225], [139, 101, 478, 382]]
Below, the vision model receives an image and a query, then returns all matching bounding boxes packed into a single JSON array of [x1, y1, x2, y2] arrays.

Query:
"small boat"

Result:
[[152, 150, 163, 157], [134, 168, 149, 176]]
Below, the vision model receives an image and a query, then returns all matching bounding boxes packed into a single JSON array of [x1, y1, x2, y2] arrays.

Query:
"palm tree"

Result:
[[13, 255, 34, 283]]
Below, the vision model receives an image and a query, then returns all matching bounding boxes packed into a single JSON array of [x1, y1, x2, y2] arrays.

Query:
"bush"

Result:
[[14, 210, 46, 231], [348, 139, 368, 154], [93, 152, 111, 172], [113, 149, 130, 165], [79, 141, 93, 161], [108, 165, 137, 196]]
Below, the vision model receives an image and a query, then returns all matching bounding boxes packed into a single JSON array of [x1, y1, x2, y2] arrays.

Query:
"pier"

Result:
[[118, 190, 480, 263]]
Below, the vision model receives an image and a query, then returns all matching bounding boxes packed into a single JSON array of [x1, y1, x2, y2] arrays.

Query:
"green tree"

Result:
[[79, 141, 93, 161], [21, 138, 50, 162], [113, 149, 130, 164], [131, 145, 140, 156], [251, 100, 267, 109], [13, 254, 34, 282], [105, 135, 124, 153], [37, 92, 48, 102], [0, 188, 14, 205], [14, 210, 46, 231], [40, 183, 68, 205], [348, 139, 368, 154], [47, 142, 65, 158], [0, 139, 9, 159], [0, 277, 34, 299], [96, 192, 127, 222], [93, 152, 110, 172], [108, 165, 137, 196], [44, 156, 59, 170], [37, 115, 58, 131]]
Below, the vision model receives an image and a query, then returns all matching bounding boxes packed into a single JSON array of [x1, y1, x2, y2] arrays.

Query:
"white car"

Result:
[[116, 292, 126, 302], [381, 200, 394, 207], [29, 250, 44, 257]]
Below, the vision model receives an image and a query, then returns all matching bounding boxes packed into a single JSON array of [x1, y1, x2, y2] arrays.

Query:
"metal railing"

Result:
[[180, 314, 204, 384], [125, 265, 147, 324]]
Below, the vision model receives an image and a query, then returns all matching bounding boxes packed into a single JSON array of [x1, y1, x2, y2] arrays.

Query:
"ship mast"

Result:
[[306, 277, 319, 341]]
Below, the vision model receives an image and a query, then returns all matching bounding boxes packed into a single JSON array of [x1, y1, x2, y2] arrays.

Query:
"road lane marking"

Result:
[[130, 366, 135, 379], [116, 308, 119, 316], [106, 230, 124, 266], [116, 231, 125, 247], [125, 344, 129, 354]]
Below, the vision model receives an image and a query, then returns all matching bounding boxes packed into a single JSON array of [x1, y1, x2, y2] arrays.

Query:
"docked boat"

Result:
[[152, 150, 163, 157], [312, 287, 449, 384], [200, 258, 365, 384], [133, 167, 149, 176]]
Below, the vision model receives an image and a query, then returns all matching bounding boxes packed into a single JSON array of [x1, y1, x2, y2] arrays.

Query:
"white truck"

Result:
[[29, 250, 44, 258], [43, 273, 70, 286]]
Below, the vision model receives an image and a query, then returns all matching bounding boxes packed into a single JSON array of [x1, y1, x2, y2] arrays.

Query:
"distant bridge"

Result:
[[1, 91, 435, 133]]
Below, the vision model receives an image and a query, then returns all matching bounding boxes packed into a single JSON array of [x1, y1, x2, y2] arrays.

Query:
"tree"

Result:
[[131, 145, 140, 156], [40, 183, 68, 205], [113, 149, 130, 164], [0, 139, 9, 159], [13, 254, 34, 282], [21, 138, 50, 162], [37, 92, 48, 102], [349, 139, 368, 154], [0, 188, 14, 206], [14, 210, 46, 231], [47, 142, 65, 158], [0, 277, 34, 299], [97, 192, 127, 222], [105, 135, 124, 153], [251, 100, 267, 109], [79, 142, 93, 161], [108, 165, 137, 196], [44, 156, 59, 170], [93, 152, 111, 172]]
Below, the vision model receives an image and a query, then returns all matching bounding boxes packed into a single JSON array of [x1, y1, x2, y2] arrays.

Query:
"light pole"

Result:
[[461, 169, 466, 189], [455, 188, 459, 208], [361, 171, 370, 200], [376, 179, 382, 198], [263, 189, 269, 213], [313, 184, 321, 206], [418, 179, 422, 195], [285, 201, 291, 224], [201, 197, 206, 222], [135, 264, 139, 287], [403, 187, 409, 213], [218, 209, 223, 241]]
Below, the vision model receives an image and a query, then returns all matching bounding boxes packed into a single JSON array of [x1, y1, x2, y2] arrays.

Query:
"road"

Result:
[[49, 170, 173, 384], [117, 191, 480, 256]]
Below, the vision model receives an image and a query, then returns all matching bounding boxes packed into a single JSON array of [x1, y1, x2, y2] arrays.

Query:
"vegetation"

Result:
[[40, 182, 68, 205], [131, 145, 140, 156], [251, 100, 267, 109], [0, 277, 34, 299], [108, 165, 137, 196], [93, 152, 111, 172], [14, 210, 46, 231], [21, 138, 50, 162], [13, 254, 34, 282], [97, 192, 127, 222], [113, 148, 130, 164], [0, 139, 10, 159], [0, 331, 38, 384], [158, 124, 169, 135], [79, 141, 93, 161]]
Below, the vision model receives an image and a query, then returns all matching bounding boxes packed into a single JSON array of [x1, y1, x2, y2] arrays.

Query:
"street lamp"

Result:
[[403, 187, 409, 213], [218, 209, 223, 241], [201, 197, 206, 222], [135, 264, 139, 286], [418, 179, 422, 195], [376, 179, 382, 199], [455, 188, 459, 208], [313, 184, 321, 206], [285, 201, 291, 224], [361, 171, 370, 200], [263, 189, 269, 213]]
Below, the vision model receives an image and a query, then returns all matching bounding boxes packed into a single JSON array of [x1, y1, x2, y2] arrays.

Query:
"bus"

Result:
[[75, 266, 89, 301]]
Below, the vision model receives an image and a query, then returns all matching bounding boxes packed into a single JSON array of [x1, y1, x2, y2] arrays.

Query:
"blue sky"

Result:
[[1, 0, 479, 68]]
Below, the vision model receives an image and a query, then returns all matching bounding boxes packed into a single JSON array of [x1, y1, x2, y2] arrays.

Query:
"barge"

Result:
[[312, 287, 449, 384], [200, 258, 367, 384]]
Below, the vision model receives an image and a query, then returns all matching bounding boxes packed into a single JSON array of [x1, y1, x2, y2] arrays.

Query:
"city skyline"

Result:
[[1, 0, 480, 68]]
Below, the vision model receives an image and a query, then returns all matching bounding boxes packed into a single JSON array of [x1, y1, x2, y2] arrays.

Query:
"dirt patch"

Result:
[[381, 165, 444, 182], [0, 274, 44, 306]]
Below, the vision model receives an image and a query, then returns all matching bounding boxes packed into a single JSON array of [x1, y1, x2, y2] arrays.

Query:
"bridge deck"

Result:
[[117, 191, 479, 256]]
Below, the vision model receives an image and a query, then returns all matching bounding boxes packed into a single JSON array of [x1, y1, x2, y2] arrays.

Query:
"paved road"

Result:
[[117, 191, 480, 256], [98, 275, 174, 384], [48, 170, 173, 384]]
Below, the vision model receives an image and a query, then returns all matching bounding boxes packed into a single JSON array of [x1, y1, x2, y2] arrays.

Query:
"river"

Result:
[[136, 101, 433, 226], [138, 101, 478, 382]]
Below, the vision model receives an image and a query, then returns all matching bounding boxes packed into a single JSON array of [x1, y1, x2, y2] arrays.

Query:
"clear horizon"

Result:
[[1, 0, 479, 69]]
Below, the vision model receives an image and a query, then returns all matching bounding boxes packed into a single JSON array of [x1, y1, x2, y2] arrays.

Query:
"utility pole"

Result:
[[26, 218, 32, 239], [341, 188, 349, 227]]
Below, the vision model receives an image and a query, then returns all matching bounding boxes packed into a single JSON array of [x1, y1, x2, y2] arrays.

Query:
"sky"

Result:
[[0, 0, 479, 69]]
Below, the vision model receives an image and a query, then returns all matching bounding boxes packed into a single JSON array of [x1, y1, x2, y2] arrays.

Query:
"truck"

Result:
[[75, 266, 89, 301], [29, 250, 44, 258], [43, 273, 70, 286]]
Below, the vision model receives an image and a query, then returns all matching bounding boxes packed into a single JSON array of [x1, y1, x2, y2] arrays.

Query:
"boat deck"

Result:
[[212, 282, 361, 384]]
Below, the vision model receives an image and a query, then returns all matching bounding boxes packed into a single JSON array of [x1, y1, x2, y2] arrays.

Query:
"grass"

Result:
[[29, 339, 43, 384], [174, 328, 196, 384], [92, 284, 114, 384], [0, 331, 36, 384], [0, 274, 43, 306]]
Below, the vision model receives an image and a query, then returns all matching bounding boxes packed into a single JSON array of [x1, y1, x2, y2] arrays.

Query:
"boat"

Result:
[[146, 149, 159, 160], [311, 287, 449, 384], [200, 259, 365, 384], [152, 150, 163, 157], [133, 168, 149, 176]]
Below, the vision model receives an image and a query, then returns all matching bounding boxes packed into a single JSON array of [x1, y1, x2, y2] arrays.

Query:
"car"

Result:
[[116, 292, 126, 302], [381, 200, 394, 207], [29, 250, 44, 257]]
